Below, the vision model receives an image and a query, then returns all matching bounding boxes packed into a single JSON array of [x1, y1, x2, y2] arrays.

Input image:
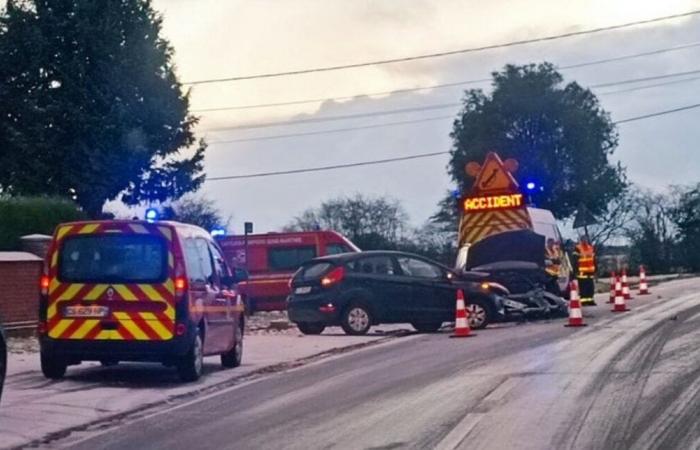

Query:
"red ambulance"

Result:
[[217, 231, 359, 312]]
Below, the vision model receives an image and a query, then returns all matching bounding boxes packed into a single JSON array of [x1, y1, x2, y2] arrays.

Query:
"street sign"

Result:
[[244, 222, 253, 234]]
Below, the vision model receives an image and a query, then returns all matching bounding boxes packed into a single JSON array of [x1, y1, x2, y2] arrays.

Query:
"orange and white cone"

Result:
[[608, 271, 616, 304], [612, 275, 630, 312], [622, 269, 633, 300], [451, 289, 474, 338], [639, 265, 650, 295], [565, 280, 587, 327]]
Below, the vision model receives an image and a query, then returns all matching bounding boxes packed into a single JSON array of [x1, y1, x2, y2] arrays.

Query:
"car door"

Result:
[[208, 241, 236, 352], [348, 255, 412, 322], [396, 256, 455, 323], [194, 238, 227, 355]]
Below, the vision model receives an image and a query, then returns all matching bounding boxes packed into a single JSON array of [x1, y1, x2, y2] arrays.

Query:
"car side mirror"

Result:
[[234, 268, 249, 282]]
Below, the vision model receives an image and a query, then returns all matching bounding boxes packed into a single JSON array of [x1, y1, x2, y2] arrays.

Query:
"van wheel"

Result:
[[221, 321, 243, 368], [411, 322, 442, 333], [41, 352, 67, 380], [297, 322, 325, 335], [341, 303, 372, 336], [177, 333, 203, 382]]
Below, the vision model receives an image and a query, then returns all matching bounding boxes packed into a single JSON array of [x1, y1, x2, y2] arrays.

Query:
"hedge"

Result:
[[0, 196, 87, 250]]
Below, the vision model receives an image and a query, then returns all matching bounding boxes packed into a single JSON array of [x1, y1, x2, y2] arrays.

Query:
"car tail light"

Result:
[[321, 266, 345, 287], [40, 275, 50, 296], [319, 303, 336, 313]]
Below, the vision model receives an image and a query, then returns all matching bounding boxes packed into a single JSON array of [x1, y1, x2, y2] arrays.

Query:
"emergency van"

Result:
[[38, 220, 245, 382], [217, 231, 359, 312]]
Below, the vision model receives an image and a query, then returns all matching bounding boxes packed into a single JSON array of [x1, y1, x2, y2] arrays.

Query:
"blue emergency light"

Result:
[[210, 227, 226, 237], [145, 208, 159, 222], [526, 182, 536, 191]]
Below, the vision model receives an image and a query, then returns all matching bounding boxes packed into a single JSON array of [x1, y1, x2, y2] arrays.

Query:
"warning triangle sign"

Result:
[[471, 152, 519, 195]]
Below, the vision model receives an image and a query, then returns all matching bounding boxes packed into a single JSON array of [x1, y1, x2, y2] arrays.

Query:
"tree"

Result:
[[163, 195, 227, 231], [626, 189, 678, 273], [0, 0, 205, 217], [446, 63, 625, 222], [670, 183, 700, 271], [286, 194, 409, 250]]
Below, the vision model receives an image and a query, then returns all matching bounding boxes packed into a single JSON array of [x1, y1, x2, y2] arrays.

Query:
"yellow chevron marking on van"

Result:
[[113, 313, 149, 340], [71, 320, 100, 339], [114, 285, 138, 301], [164, 279, 175, 296], [59, 283, 85, 300], [79, 223, 100, 234], [129, 223, 149, 234], [49, 319, 74, 338], [51, 252, 58, 268], [95, 330, 111, 340], [56, 225, 73, 241], [158, 227, 172, 241], [140, 313, 172, 339], [84, 285, 108, 300], [138, 284, 163, 301], [49, 278, 61, 294]]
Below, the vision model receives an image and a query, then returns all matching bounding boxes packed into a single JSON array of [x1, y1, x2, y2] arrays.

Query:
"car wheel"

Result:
[[411, 322, 443, 333], [341, 303, 372, 336], [41, 352, 67, 380], [177, 332, 204, 382], [466, 298, 492, 330], [297, 322, 326, 335], [221, 321, 244, 368]]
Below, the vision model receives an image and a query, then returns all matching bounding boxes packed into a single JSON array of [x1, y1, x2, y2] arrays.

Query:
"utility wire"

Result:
[[599, 75, 700, 95], [192, 41, 700, 112], [205, 102, 700, 181], [205, 102, 462, 132], [184, 10, 700, 85], [208, 115, 454, 144], [203, 68, 700, 133]]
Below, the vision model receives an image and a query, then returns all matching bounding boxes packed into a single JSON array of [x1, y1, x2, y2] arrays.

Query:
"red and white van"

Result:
[[217, 231, 359, 312]]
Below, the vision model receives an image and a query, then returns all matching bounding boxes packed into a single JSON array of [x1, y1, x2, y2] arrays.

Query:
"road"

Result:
[[53, 278, 700, 450]]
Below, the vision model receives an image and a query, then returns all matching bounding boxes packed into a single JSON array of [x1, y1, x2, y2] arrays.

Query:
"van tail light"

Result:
[[321, 266, 345, 288], [40, 275, 50, 296], [175, 277, 187, 299]]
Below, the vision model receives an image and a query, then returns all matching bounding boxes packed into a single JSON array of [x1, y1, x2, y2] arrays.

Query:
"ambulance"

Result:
[[38, 220, 245, 382]]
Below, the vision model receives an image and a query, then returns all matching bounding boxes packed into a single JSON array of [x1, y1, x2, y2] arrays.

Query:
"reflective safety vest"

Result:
[[545, 244, 561, 277], [576, 242, 595, 275]]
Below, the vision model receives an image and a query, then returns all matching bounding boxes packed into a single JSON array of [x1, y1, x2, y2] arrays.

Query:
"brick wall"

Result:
[[0, 259, 41, 334]]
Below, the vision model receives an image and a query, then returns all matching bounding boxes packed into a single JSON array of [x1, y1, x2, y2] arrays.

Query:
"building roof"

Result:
[[0, 252, 42, 262]]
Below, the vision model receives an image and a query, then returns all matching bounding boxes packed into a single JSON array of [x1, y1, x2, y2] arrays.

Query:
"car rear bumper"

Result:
[[287, 295, 341, 324], [39, 323, 197, 363]]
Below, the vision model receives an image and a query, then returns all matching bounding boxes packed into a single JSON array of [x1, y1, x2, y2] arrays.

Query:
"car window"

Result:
[[397, 257, 443, 279], [195, 238, 214, 282], [299, 262, 333, 279], [325, 243, 351, 255], [208, 242, 230, 283], [182, 238, 205, 282], [348, 256, 396, 275], [268, 246, 317, 271]]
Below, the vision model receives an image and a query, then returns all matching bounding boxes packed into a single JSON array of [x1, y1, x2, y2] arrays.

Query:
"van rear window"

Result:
[[268, 246, 317, 271], [59, 234, 167, 283]]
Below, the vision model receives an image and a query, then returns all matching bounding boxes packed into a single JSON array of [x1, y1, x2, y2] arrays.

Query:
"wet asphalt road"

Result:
[[60, 278, 700, 450]]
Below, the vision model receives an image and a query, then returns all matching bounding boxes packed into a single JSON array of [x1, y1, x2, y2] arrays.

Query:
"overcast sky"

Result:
[[149, 0, 700, 233]]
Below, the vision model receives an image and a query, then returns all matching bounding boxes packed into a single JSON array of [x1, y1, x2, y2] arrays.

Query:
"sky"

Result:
[[147, 0, 700, 233]]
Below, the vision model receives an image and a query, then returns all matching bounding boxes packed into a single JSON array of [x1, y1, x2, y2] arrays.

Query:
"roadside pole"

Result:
[[244, 221, 253, 270]]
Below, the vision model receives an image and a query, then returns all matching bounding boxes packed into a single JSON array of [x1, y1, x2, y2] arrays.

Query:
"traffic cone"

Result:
[[451, 289, 475, 338], [638, 265, 650, 295], [622, 269, 633, 300], [608, 271, 616, 304], [612, 275, 630, 312], [565, 280, 587, 327]]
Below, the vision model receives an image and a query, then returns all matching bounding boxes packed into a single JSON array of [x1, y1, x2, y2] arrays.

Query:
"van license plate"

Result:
[[64, 305, 109, 318], [295, 286, 312, 294]]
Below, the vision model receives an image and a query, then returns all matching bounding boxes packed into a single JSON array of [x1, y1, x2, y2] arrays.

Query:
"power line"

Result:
[[208, 115, 454, 144], [614, 101, 700, 123], [205, 151, 449, 181], [203, 68, 700, 133], [205, 102, 462, 132], [599, 75, 700, 95], [191, 41, 700, 112], [205, 102, 700, 181], [184, 9, 700, 85]]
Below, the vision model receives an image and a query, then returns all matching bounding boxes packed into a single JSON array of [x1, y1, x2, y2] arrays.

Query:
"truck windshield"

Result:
[[58, 234, 167, 283]]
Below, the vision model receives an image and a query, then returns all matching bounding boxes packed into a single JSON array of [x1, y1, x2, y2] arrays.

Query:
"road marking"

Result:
[[435, 413, 484, 450]]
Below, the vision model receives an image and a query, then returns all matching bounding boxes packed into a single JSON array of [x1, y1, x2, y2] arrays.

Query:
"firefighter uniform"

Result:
[[545, 239, 561, 278], [575, 239, 596, 305]]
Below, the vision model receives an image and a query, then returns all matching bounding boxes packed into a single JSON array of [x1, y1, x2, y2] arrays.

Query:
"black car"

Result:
[[288, 251, 506, 335]]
